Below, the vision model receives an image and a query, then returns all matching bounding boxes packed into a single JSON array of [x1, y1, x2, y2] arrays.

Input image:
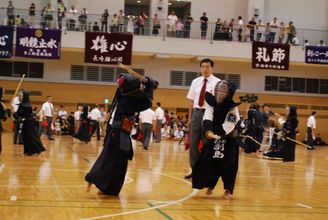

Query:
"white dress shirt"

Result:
[[155, 107, 165, 120], [307, 115, 316, 129], [41, 101, 53, 117], [139, 108, 156, 124], [90, 108, 101, 121], [58, 110, 67, 119], [187, 74, 220, 109], [74, 110, 81, 120]]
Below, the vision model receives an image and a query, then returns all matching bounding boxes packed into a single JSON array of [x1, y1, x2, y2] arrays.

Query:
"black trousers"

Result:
[[46, 116, 53, 139], [90, 120, 100, 140], [307, 127, 313, 148]]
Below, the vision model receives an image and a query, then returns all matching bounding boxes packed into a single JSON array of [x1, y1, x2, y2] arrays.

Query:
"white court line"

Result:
[[296, 203, 313, 209], [50, 172, 63, 200], [10, 195, 17, 201], [80, 168, 199, 220], [81, 189, 199, 220], [0, 164, 6, 173]]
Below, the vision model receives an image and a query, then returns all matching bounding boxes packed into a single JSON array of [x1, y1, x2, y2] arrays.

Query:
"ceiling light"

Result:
[[137, 0, 141, 3], [168, 2, 172, 5]]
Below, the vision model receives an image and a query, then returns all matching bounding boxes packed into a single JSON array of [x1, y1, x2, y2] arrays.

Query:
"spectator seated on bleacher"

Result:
[[314, 134, 327, 146], [161, 124, 171, 140], [173, 126, 184, 141]]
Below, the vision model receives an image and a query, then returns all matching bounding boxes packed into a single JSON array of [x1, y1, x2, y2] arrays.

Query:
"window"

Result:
[[214, 73, 226, 80], [13, 61, 28, 77], [71, 65, 144, 83], [306, 78, 319, 93], [0, 60, 43, 78], [278, 77, 292, 92], [170, 71, 199, 86], [29, 63, 44, 78], [185, 71, 198, 86], [265, 76, 278, 91], [101, 67, 115, 82], [227, 74, 241, 89], [71, 65, 85, 80], [292, 78, 305, 93], [170, 71, 184, 86], [320, 79, 328, 94], [86, 66, 100, 81], [0, 61, 13, 76]]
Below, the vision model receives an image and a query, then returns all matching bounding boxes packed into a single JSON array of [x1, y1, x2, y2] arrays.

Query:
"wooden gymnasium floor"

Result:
[[0, 132, 328, 220]]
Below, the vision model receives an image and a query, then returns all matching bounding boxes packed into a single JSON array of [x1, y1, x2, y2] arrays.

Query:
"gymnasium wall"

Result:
[[1, 51, 328, 141]]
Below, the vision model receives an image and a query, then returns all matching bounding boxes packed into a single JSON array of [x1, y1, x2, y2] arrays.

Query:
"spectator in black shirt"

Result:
[[200, 12, 208, 40]]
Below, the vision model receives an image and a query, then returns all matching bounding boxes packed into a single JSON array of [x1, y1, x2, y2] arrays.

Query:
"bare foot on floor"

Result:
[[206, 188, 213, 195], [223, 190, 233, 200], [96, 190, 105, 195], [86, 182, 92, 192]]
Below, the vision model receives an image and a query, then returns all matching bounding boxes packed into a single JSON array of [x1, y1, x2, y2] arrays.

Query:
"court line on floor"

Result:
[[80, 168, 198, 220], [0, 164, 5, 173], [50, 171, 63, 200], [64, 143, 200, 219], [148, 202, 174, 220], [81, 189, 198, 220], [296, 203, 313, 209]]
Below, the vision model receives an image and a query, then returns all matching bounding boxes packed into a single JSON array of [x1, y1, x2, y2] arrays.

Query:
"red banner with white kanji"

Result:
[[85, 32, 133, 65], [252, 41, 290, 70]]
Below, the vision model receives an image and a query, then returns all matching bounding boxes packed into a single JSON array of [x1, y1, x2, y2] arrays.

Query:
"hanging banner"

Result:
[[85, 32, 133, 65], [252, 41, 290, 70], [15, 27, 61, 59], [0, 25, 14, 58], [305, 46, 328, 64]]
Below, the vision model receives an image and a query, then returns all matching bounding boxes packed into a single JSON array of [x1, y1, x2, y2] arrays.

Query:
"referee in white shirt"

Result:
[[74, 106, 82, 134], [185, 58, 220, 179], [307, 111, 317, 150], [41, 96, 54, 140], [90, 105, 101, 140], [139, 108, 156, 150], [155, 102, 164, 143]]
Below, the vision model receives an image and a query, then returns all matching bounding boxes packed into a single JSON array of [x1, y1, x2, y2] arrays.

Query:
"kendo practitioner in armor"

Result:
[[74, 105, 91, 143], [15, 90, 46, 156], [0, 87, 12, 154], [85, 73, 158, 196], [281, 106, 298, 162], [192, 80, 241, 199], [244, 103, 264, 153]]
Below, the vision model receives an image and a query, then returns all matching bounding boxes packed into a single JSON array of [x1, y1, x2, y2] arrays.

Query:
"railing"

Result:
[[1, 8, 328, 46]]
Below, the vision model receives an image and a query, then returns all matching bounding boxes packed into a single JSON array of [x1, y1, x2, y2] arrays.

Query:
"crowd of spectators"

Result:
[[2, 1, 326, 45]]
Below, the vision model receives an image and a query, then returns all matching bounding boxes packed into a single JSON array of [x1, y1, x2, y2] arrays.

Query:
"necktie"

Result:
[[198, 79, 207, 107]]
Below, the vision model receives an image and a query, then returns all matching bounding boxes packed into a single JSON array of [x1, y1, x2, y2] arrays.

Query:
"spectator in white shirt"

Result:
[[139, 108, 156, 150], [155, 102, 164, 143], [41, 96, 54, 140], [173, 126, 184, 141], [237, 16, 243, 42], [306, 111, 317, 150], [167, 10, 178, 37], [90, 105, 101, 140], [317, 40, 326, 46], [270, 17, 279, 43], [68, 5, 77, 31], [74, 105, 82, 134], [58, 105, 67, 120]]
